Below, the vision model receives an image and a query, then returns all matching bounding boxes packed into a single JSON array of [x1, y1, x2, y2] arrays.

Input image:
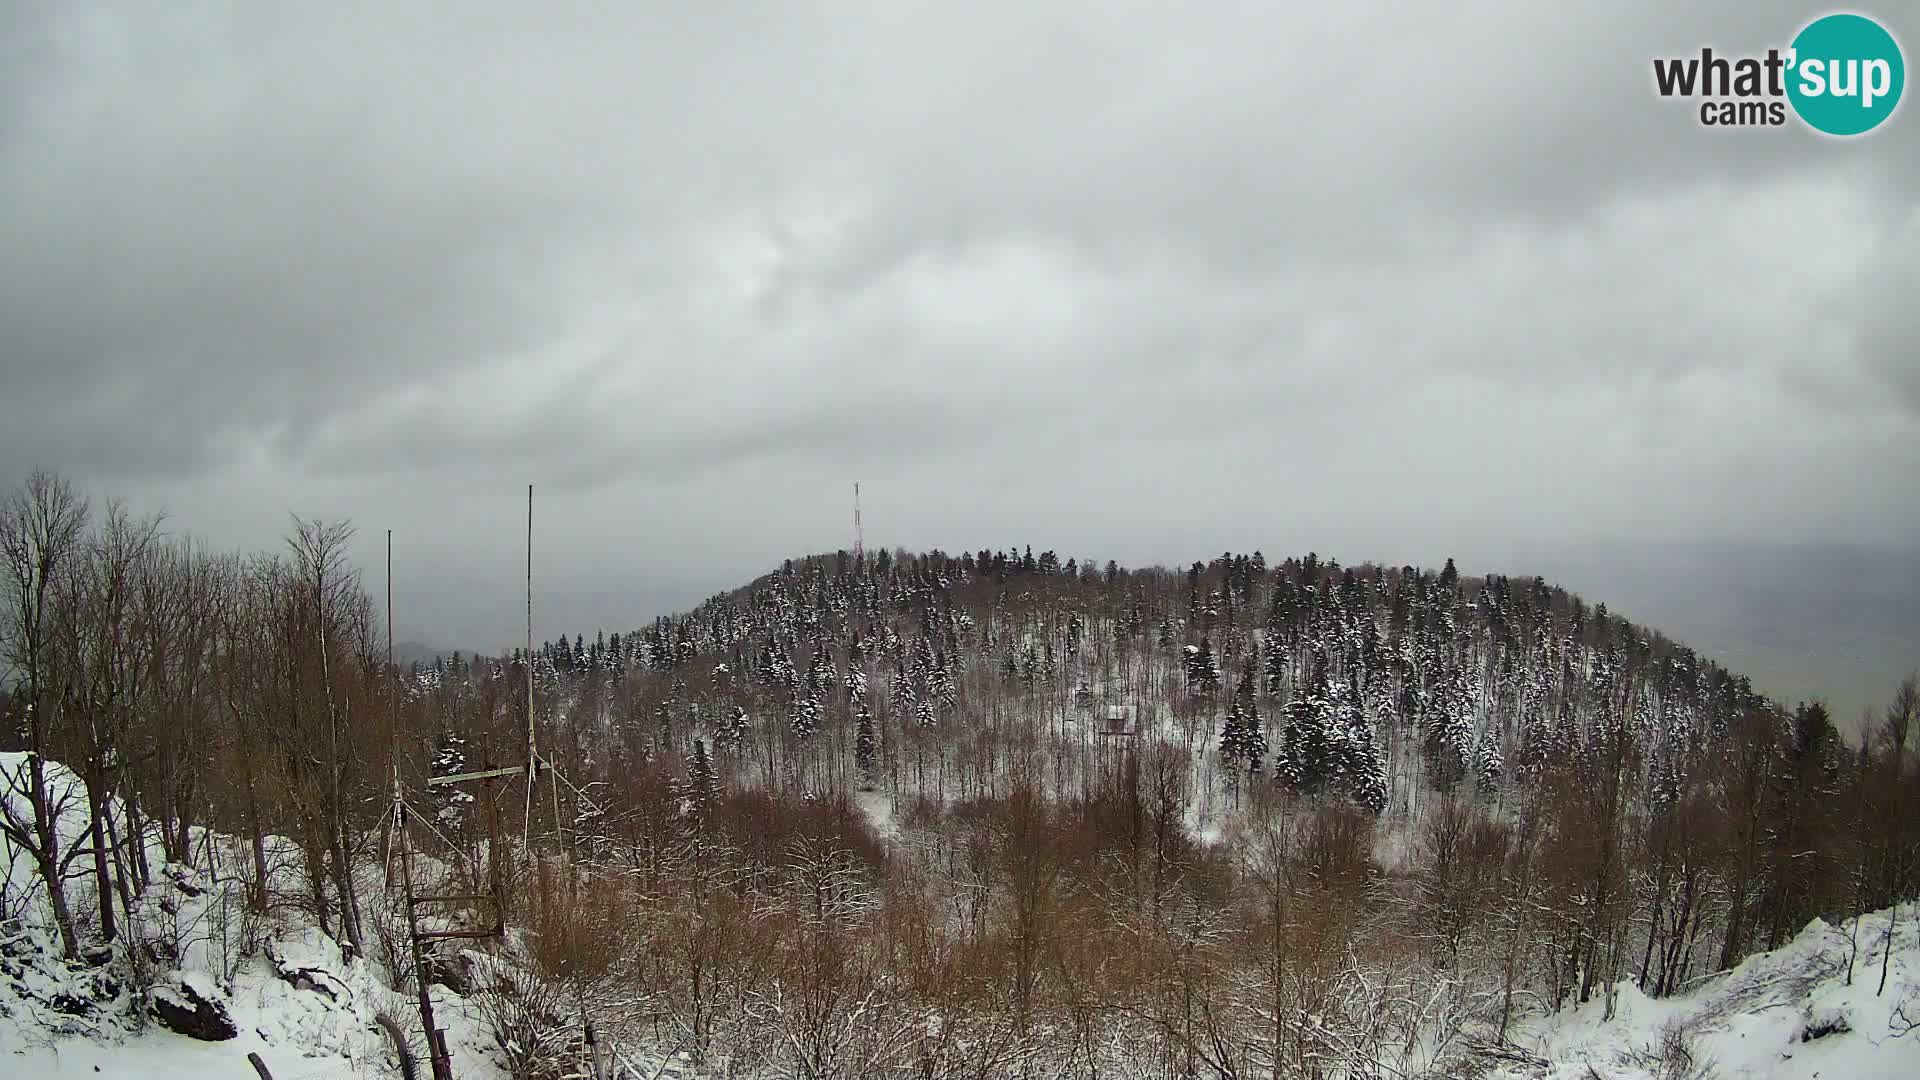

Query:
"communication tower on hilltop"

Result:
[[854, 481, 864, 564]]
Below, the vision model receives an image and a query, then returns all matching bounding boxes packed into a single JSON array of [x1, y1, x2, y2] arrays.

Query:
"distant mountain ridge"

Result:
[[1512, 541, 1920, 729], [393, 639, 463, 669]]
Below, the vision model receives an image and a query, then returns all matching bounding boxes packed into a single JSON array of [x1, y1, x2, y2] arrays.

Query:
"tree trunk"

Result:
[[103, 803, 139, 937], [123, 789, 152, 893], [1879, 900, 1898, 996], [246, 775, 270, 913], [37, 847, 82, 958], [87, 778, 119, 942], [165, 764, 193, 873], [1638, 884, 1663, 991], [25, 757, 83, 958], [332, 825, 365, 958], [304, 831, 332, 939]]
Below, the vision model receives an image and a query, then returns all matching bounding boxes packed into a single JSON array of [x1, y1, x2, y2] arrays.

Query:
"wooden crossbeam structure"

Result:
[[427, 763, 532, 787], [416, 927, 506, 942], [384, 492, 545, 1080], [385, 486, 599, 1080], [412, 893, 499, 905]]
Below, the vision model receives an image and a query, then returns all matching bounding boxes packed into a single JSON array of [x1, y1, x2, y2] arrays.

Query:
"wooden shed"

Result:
[[1097, 704, 1138, 738]]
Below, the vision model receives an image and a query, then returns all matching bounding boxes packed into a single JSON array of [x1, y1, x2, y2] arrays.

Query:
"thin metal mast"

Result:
[[388, 530, 395, 787], [524, 484, 537, 842], [854, 481, 864, 564], [391, 529, 457, 1080], [527, 484, 535, 762], [517, 484, 565, 858]]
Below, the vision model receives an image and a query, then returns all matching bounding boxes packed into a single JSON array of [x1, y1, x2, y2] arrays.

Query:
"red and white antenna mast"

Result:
[[853, 481, 864, 564]]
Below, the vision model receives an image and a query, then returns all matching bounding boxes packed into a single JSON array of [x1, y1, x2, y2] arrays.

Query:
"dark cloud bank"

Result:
[[3, 2, 1915, 719]]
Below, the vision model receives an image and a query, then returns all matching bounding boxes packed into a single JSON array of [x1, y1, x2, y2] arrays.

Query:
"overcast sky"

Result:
[[3, 3, 1916, 675]]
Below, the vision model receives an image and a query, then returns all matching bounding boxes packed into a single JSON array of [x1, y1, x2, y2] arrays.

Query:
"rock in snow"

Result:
[[147, 973, 236, 1042]]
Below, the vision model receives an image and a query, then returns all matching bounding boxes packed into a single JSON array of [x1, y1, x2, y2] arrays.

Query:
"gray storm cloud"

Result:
[[1, 0, 1915, 666]]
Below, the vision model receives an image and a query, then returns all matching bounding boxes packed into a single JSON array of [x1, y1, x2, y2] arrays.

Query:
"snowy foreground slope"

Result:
[[0, 749, 497, 1079], [0, 751, 687, 1080], [7, 899, 1912, 1076], [6, 902, 1916, 1080], [1, 925, 496, 1079], [1490, 910, 1920, 1080], [6, 747, 1918, 1079]]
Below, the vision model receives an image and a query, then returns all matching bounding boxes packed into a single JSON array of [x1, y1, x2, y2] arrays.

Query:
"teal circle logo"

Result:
[[1786, 13, 1905, 135]]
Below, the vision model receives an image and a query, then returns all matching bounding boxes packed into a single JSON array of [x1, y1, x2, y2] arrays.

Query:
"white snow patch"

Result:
[[1492, 906, 1920, 1080], [856, 789, 900, 841]]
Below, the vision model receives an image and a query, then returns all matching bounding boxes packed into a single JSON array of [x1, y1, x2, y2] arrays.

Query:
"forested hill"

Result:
[[414, 543, 1908, 1009], [8, 479, 1915, 1077], [499, 546, 1775, 817]]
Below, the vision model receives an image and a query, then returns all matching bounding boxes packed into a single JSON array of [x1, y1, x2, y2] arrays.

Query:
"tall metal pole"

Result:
[[524, 485, 538, 845], [539, 483, 566, 863], [527, 484, 535, 764], [387, 529, 393, 720], [389, 529, 400, 830], [393, 529, 455, 1080], [521, 484, 591, 1074], [402, 798, 455, 1080], [388, 529, 396, 803]]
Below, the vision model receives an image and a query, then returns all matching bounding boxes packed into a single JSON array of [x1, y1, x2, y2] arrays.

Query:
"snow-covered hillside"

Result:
[[0, 751, 491, 1079], [1490, 909, 1920, 1080], [6, 743, 1915, 1079], [0, 750, 706, 1079], [1, 924, 500, 1079], [7, 884, 1916, 1080]]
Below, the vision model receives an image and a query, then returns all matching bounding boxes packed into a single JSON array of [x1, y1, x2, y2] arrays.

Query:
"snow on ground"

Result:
[[2, 751, 96, 907], [855, 788, 900, 842], [1182, 784, 1229, 847], [1, 751, 506, 1079], [4, 929, 498, 1079], [1493, 907, 1920, 1080], [9, 750, 1920, 1079]]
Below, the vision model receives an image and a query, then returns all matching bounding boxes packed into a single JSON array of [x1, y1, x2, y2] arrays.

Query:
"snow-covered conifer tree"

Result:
[[678, 738, 721, 831], [718, 705, 750, 755], [1278, 650, 1339, 795], [1185, 636, 1222, 693], [1221, 662, 1266, 777], [855, 702, 877, 786], [428, 731, 476, 833]]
